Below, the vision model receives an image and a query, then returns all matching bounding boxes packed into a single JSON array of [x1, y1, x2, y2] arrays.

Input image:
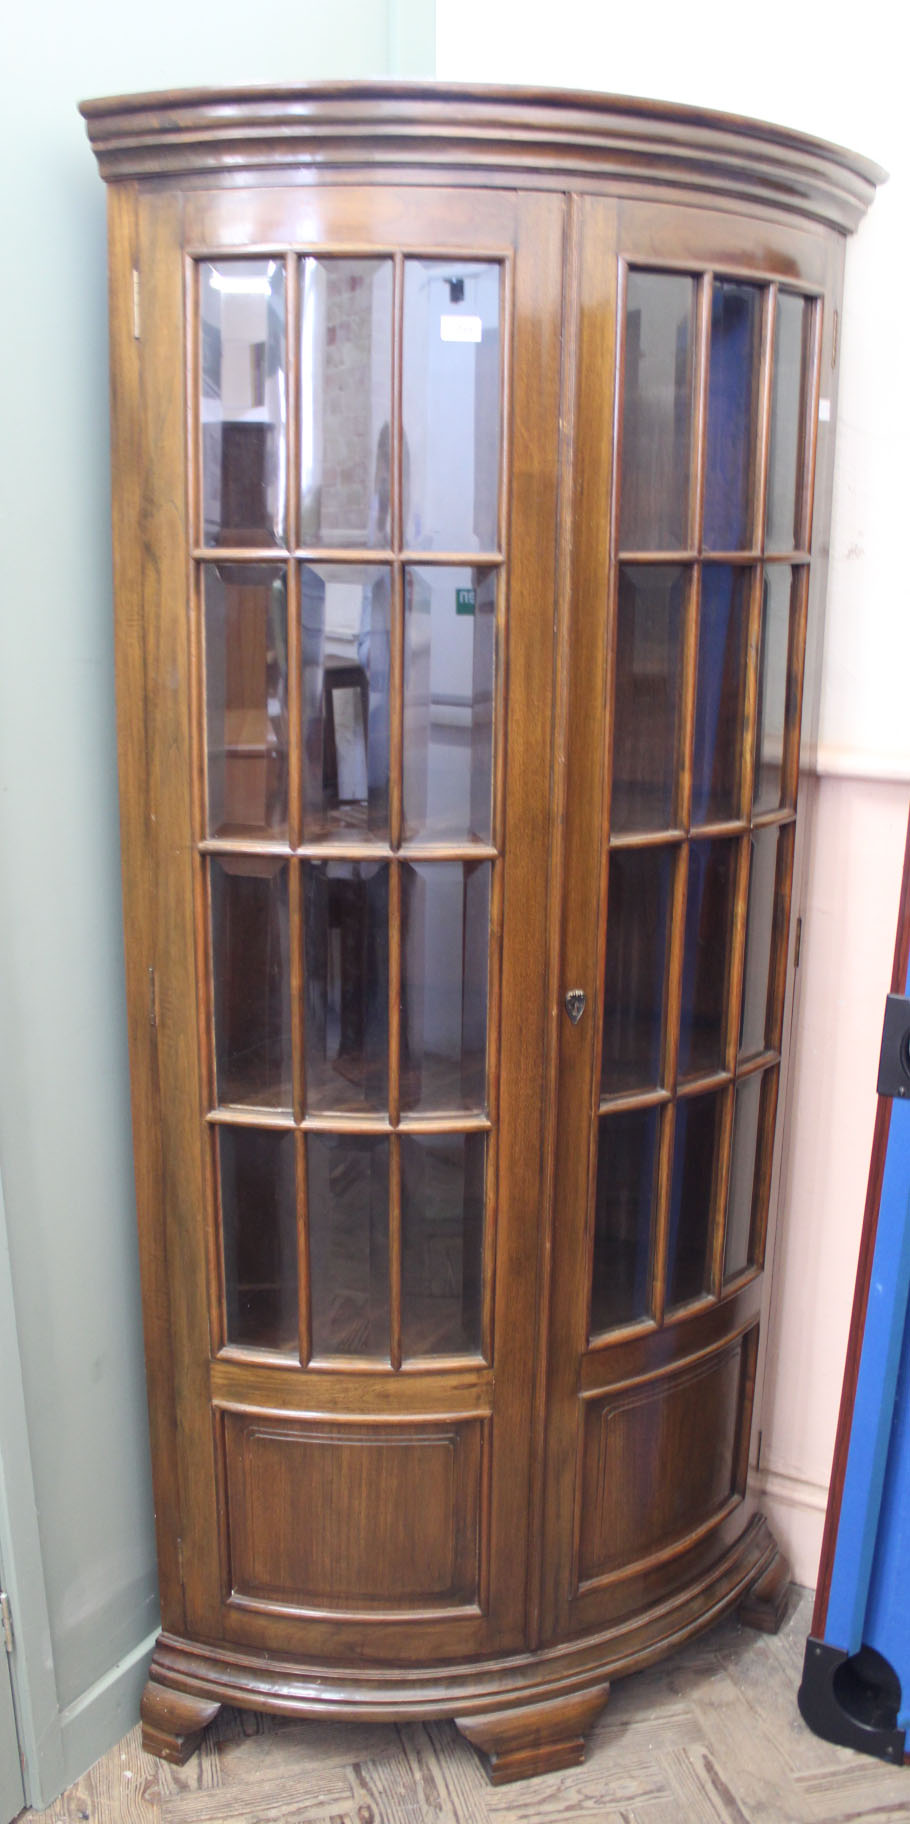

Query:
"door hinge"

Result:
[[794, 916, 803, 969], [132, 267, 141, 341], [0, 1590, 13, 1654]]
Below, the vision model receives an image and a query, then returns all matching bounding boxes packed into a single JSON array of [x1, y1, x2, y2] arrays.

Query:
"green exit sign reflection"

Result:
[[456, 588, 476, 616]]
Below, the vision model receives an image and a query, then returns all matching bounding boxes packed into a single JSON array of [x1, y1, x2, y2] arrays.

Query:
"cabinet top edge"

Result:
[[78, 80, 885, 234]]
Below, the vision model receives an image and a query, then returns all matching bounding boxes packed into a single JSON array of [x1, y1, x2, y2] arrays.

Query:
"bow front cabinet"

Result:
[[81, 84, 881, 1783]]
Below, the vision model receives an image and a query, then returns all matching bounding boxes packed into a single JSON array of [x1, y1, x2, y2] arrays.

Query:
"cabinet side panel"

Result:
[[107, 181, 184, 1634]]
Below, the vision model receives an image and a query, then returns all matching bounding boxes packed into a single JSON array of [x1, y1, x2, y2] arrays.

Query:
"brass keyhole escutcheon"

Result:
[[565, 989, 586, 1025]]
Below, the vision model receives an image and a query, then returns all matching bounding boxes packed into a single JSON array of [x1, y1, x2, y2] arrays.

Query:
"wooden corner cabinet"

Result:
[[81, 84, 882, 1783]]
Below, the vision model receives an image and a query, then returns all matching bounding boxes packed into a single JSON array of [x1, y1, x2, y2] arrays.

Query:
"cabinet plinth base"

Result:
[[454, 1686, 610, 1783], [140, 1679, 222, 1764], [739, 1545, 790, 1633]]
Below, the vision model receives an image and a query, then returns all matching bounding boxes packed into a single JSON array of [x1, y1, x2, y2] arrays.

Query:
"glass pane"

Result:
[[211, 858, 291, 1109], [754, 567, 793, 814], [611, 566, 685, 834], [590, 1107, 658, 1335], [308, 1134, 389, 1358], [401, 1133, 485, 1357], [301, 564, 391, 842], [303, 861, 388, 1114], [299, 258, 393, 548], [724, 1072, 763, 1280], [204, 566, 288, 838], [766, 293, 810, 553], [403, 566, 495, 843], [200, 259, 286, 546], [740, 828, 780, 1058], [403, 259, 501, 553], [667, 1090, 723, 1307], [401, 862, 490, 1114], [619, 271, 696, 551], [679, 839, 737, 1078], [691, 566, 749, 827], [220, 1127, 297, 1352], [704, 282, 762, 551], [601, 847, 672, 1096]]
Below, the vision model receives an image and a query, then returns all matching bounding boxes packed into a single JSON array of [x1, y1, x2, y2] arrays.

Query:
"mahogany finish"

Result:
[[82, 84, 881, 1782]]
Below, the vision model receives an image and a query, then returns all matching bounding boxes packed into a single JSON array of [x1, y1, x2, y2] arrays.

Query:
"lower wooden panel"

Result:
[[576, 1328, 756, 1594], [222, 1409, 486, 1615]]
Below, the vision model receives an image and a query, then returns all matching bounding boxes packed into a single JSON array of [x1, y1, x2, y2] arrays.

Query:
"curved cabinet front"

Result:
[[82, 83, 881, 1783]]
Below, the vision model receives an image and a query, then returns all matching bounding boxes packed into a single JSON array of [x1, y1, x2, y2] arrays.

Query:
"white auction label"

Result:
[[441, 314, 483, 343]]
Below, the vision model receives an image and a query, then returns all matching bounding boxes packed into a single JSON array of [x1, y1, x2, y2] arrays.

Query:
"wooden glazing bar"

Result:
[[751, 806, 797, 833], [597, 1085, 672, 1118], [677, 564, 700, 833], [754, 284, 777, 552], [206, 1108, 494, 1136], [398, 549, 505, 569], [186, 240, 516, 262], [739, 564, 763, 822], [765, 820, 797, 1056], [649, 1101, 676, 1329], [724, 833, 753, 1079], [391, 251, 404, 556], [691, 271, 713, 553], [388, 855, 401, 1131], [685, 816, 753, 842], [735, 1047, 781, 1083], [208, 1124, 228, 1356], [192, 545, 290, 562], [389, 1132, 402, 1371], [480, 1124, 497, 1368], [295, 1127, 310, 1365], [675, 1068, 733, 1102], [289, 858, 304, 1125], [615, 549, 811, 566], [781, 563, 811, 814], [749, 1064, 781, 1272], [206, 1107, 296, 1131], [287, 557, 301, 851], [709, 1084, 736, 1299], [198, 837, 500, 863], [285, 253, 300, 558], [608, 827, 686, 852], [662, 841, 689, 1097], [496, 253, 514, 572], [801, 296, 825, 553]]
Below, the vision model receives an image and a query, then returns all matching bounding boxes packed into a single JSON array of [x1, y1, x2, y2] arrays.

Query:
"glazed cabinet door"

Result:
[[539, 194, 838, 1647], [111, 180, 564, 1664]]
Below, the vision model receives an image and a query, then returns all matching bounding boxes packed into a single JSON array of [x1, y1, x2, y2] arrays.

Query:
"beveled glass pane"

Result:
[[211, 857, 291, 1109], [303, 861, 388, 1113], [704, 282, 762, 551], [724, 1072, 762, 1280], [299, 258, 393, 548], [401, 1133, 485, 1357], [205, 566, 288, 837], [740, 828, 780, 1058], [766, 292, 810, 553], [691, 566, 749, 827], [590, 1107, 658, 1335], [200, 259, 286, 546], [403, 566, 495, 844], [611, 566, 686, 834], [308, 1134, 389, 1358], [679, 839, 737, 1078], [754, 567, 793, 814], [301, 564, 391, 842], [220, 1127, 297, 1353], [619, 271, 696, 551], [602, 847, 672, 1096], [667, 1089, 723, 1307], [401, 862, 490, 1114], [403, 260, 501, 553]]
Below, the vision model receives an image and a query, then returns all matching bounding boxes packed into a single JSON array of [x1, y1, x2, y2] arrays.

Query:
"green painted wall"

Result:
[[0, 1, 433, 1804]]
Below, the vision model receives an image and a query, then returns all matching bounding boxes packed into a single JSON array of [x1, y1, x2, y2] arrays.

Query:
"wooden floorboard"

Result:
[[19, 1591, 910, 1824]]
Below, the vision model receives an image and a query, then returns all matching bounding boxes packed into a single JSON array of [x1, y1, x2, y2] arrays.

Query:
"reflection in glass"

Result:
[[205, 566, 288, 837], [740, 828, 780, 1057], [679, 840, 736, 1078], [590, 1107, 658, 1335], [766, 293, 809, 552], [211, 858, 291, 1109], [220, 1127, 297, 1352], [619, 271, 696, 551], [401, 1134, 485, 1357], [754, 567, 792, 813], [299, 259, 393, 548], [200, 259, 286, 546], [691, 566, 749, 826], [602, 847, 672, 1095], [308, 1134, 390, 1358], [667, 1090, 723, 1307], [300, 565, 391, 841], [611, 566, 685, 833], [403, 260, 501, 553], [403, 567, 495, 843], [724, 1072, 763, 1279], [303, 861, 388, 1113], [704, 283, 762, 551], [401, 862, 490, 1114]]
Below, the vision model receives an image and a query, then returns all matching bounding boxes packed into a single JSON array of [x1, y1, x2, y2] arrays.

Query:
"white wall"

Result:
[[437, 0, 910, 1584]]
